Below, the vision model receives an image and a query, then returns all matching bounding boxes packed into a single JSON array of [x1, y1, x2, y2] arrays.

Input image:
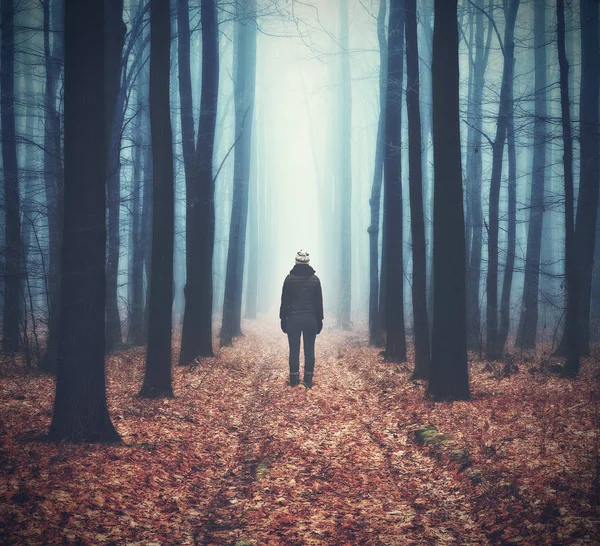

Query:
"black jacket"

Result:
[[279, 264, 324, 322]]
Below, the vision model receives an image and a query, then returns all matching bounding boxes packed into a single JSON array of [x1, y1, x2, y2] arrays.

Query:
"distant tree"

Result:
[[368, 0, 387, 347], [383, 0, 407, 363], [485, 0, 519, 361], [178, 0, 220, 364], [516, 0, 548, 350], [337, 0, 352, 329], [405, 0, 430, 379], [556, 0, 579, 377], [139, 0, 175, 397], [465, 0, 492, 355], [39, 0, 64, 373], [48, 0, 120, 442], [427, 0, 469, 401], [221, 0, 257, 346], [1, 0, 22, 353]]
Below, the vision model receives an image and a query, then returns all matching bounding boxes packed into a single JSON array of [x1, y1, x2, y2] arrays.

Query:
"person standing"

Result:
[[280, 250, 324, 388]]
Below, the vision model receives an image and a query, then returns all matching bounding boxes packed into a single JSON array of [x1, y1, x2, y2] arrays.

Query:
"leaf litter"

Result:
[[1, 320, 599, 544]]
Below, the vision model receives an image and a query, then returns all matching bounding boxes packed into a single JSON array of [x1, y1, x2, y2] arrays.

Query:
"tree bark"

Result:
[[485, 0, 519, 361], [427, 0, 469, 401], [1, 0, 22, 353], [556, 0, 579, 377], [368, 0, 386, 347], [48, 0, 120, 442], [516, 0, 547, 350], [337, 0, 352, 329], [221, 0, 257, 346], [383, 0, 407, 363], [405, 0, 430, 379], [178, 0, 219, 364], [139, 0, 175, 397]]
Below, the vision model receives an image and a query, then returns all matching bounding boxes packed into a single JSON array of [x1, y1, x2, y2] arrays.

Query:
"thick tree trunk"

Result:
[[486, 0, 519, 361], [368, 0, 386, 347], [1, 0, 22, 353], [383, 0, 406, 363], [427, 0, 469, 401], [556, 0, 579, 377], [221, 1, 256, 346], [178, 0, 219, 364], [337, 0, 352, 329], [405, 0, 430, 379], [48, 0, 120, 442], [568, 0, 598, 356], [139, 0, 175, 397], [245, 145, 258, 319], [516, 0, 547, 350]]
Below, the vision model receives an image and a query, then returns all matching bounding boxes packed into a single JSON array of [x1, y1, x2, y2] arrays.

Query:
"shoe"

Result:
[[303, 372, 313, 389], [288, 372, 300, 387]]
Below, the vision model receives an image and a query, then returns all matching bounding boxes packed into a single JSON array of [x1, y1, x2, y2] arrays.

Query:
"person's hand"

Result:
[[281, 319, 287, 333], [317, 319, 323, 334]]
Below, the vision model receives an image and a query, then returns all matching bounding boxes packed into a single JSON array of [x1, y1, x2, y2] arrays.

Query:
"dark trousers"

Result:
[[287, 315, 317, 378]]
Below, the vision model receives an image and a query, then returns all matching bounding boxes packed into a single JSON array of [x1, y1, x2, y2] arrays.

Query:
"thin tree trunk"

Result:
[[486, 0, 519, 361], [139, 0, 175, 397], [516, 0, 547, 350], [405, 0, 430, 379], [427, 0, 469, 401], [383, 0, 406, 363], [556, 0, 579, 377], [337, 0, 352, 329], [496, 66, 516, 355], [221, 0, 257, 346], [104, 1, 127, 353], [48, 0, 120, 442], [368, 0, 386, 347]]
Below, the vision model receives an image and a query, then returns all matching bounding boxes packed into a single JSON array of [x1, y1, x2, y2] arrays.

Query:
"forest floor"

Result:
[[1, 319, 600, 545]]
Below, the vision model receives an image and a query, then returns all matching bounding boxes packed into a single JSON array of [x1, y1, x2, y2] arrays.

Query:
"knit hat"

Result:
[[295, 249, 310, 264]]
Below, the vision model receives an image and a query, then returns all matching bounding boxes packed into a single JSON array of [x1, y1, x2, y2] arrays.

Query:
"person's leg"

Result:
[[287, 324, 301, 386], [302, 324, 317, 388]]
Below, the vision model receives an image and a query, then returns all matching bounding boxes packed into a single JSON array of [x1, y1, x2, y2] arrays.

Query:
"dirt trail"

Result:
[[190, 320, 481, 545]]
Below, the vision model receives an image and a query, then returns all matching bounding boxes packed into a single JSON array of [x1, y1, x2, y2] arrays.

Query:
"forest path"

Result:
[[191, 319, 481, 545]]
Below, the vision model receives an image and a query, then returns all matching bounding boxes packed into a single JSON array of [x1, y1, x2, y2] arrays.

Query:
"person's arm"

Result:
[[280, 277, 289, 332], [315, 277, 324, 333]]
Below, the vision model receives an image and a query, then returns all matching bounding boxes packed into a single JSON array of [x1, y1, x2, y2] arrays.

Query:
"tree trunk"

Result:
[[337, 0, 352, 329], [104, 0, 127, 353], [178, 0, 219, 364], [427, 0, 469, 401], [48, 0, 120, 442], [368, 0, 386, 347], [405, 0, 430, 379], [1, 0, 22, 353], [221, 0, 257, 346], [245, 138, 258, 319], [516, 0, 547, 350], [383, 0, 406, 363], [139, 0, 175, 397], [556, 0, 579, 377], [466, 2, 491, 355], [486, 0, 519, 361], [496, 63, 516, 356], [570, 0, 598, 356]]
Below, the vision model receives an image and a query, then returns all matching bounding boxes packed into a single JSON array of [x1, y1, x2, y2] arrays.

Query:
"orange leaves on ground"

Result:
[[1, 321, 599, 544]]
